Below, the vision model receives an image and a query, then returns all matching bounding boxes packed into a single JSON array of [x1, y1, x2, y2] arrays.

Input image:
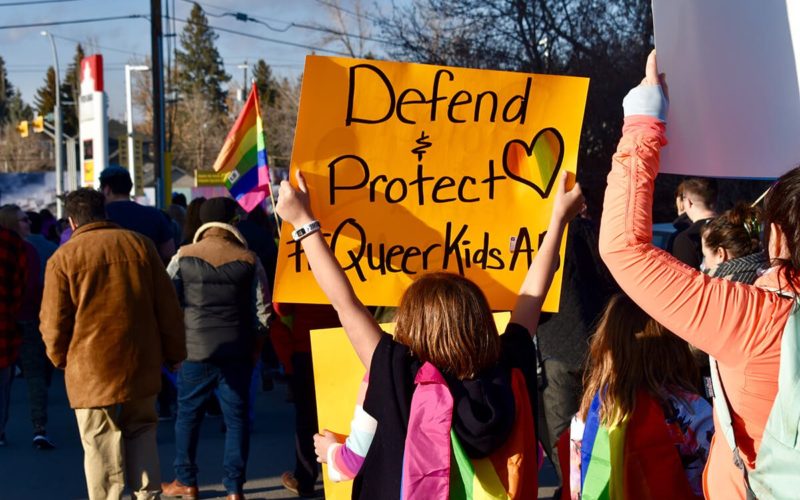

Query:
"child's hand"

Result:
[[551, 171, 584, 224], [276, 170, 315, 228], [314, 429, 338, 463]]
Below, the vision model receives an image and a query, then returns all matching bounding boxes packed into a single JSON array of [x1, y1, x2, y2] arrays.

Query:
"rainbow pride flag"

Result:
[[577, 391, 698, 500], [580, 395, 629, 499], [401, 363, 538, 499], [211, 83, 270, 212]]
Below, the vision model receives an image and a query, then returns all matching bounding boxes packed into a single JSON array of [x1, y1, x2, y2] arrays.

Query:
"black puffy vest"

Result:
[[179, 257, 256, 361]]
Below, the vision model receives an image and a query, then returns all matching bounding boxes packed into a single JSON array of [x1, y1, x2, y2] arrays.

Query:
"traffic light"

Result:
[[16, 120, 28, 138], [32, 115, 44, 133]]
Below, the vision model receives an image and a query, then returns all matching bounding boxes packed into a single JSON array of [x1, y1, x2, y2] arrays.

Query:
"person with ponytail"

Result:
[[701, 203, 766, 284], [599, 50, 800, 498]]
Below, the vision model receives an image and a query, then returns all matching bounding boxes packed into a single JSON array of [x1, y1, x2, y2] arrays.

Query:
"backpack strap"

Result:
[[709, 356, 757, 499]]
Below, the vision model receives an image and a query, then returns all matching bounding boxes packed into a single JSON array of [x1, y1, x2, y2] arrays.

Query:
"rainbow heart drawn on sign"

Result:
[[502, 128, 564, 199]]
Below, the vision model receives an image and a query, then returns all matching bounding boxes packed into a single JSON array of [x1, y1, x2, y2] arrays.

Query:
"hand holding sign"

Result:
[[623, 50, 669, 123], [552, 171, 584, 224], [642, 50, 665, 88], [277, 171, 314, 228], [313, 429, 339, 464]]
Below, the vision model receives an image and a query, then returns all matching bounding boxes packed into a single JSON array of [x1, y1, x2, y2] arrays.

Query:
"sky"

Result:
[[0, 0, 393, 120]]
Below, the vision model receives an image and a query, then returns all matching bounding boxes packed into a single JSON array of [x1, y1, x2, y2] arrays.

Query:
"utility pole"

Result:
[[41, 31, 63, 218], [151, 0, 167, 208]]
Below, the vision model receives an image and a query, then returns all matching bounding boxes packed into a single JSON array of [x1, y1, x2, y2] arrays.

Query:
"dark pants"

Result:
[[538, 358, 582, 484], [18, 320, 52, 432], [290, 352, 318, 490], [0, 366, 13, 437], [157, 371, 177, 416], [174, 360, 252, 495]]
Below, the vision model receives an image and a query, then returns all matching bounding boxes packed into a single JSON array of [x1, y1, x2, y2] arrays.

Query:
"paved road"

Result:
[[0, 371, 558, 499]]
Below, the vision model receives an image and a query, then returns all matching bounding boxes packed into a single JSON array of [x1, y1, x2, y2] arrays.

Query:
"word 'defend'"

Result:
[[346, 64, 532, 126]]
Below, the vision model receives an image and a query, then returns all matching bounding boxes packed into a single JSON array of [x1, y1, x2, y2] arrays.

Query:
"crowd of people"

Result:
[[1, 50, 799, 499], [0, 167, 322, 500]]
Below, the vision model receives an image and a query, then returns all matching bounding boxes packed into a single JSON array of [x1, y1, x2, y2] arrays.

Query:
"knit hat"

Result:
[[199, 197, 239, 224]]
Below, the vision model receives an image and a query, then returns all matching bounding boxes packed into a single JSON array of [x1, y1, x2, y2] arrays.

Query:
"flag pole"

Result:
[[253, 78, 282, 231], [751, 186, 771, 207], [269, 180, 280, 230]]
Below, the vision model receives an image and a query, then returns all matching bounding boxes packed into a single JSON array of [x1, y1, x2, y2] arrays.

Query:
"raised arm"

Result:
[[276, 171, 381, 368], [510, 171, 584, 335], [598, 51, 792, 363]]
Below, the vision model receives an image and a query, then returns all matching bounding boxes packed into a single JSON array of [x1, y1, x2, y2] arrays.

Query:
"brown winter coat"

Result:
[[40, 221, 186, 408]]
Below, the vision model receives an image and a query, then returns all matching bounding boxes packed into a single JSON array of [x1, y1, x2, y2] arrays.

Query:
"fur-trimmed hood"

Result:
[[193, 222, 248, 248]]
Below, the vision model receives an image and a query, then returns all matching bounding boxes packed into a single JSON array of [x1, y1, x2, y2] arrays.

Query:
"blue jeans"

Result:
[[174, 360, 252, 495]]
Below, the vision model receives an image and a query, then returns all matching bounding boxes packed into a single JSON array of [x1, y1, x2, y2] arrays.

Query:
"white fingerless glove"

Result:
[[622, 85, 668, 122]]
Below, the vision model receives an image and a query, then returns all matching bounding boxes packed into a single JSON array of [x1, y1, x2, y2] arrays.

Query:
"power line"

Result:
[[247, 14, 394, 45], [166, 14, 351, 57], [179, 0, 393, 46], [50, 33, 146, 58], [313, 0, 381, 23], [177, 0, 227, 14], [223, 62, 302, 69], [0, 14, 147, 30], [0, 0, 82, 6]]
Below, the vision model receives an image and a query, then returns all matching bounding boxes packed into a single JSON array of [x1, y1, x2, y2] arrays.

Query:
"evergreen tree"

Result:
[[61, 43, 85, 135], [0, 56, 15, 125], [175, 3, 230, 114], [6, 89, 33, 123], [34, 66, 58, 116], [252, 59, 277, 106]]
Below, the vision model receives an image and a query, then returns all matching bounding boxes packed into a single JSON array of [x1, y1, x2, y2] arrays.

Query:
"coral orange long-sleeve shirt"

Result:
[[599, 115, 795, 499]]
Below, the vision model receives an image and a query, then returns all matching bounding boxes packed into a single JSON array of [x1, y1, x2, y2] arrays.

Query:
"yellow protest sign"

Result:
[[310, 312, 511, 500], [83, 159, 94, 187], [194, 170, 228, 187], [274, 56, 588, 310]]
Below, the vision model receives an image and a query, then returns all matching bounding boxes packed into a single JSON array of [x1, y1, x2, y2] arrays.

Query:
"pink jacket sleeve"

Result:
[[598, 116, 792, 365]]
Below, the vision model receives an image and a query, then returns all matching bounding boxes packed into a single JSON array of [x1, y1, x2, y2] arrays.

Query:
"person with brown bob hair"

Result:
[[276, 168, 584, 499], [394, 272, 500, 380]]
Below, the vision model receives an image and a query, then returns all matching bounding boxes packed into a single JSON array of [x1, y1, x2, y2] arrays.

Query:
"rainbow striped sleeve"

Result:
[[327, 376, 376, 482]]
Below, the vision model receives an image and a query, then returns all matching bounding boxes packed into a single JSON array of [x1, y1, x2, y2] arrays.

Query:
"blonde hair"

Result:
[[394, 272, 500, 380], [579, 294, 699, 426]]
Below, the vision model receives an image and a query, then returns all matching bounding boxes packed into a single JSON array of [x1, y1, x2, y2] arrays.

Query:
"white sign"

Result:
[[78, 55, 109, 188], [653, 0, 800, 178]]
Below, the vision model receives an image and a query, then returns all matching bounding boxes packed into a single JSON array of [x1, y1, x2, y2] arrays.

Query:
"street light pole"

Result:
[[41, 31, 63, 218], [125, 65, 149, 197], [237, 62, 248, 110]]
